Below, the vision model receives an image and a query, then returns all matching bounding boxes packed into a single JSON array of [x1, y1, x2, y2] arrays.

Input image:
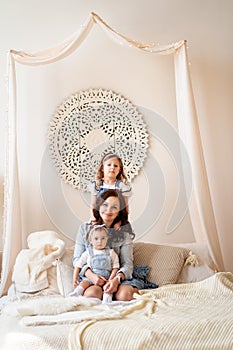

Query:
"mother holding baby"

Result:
[[73, 189, 139, 301]]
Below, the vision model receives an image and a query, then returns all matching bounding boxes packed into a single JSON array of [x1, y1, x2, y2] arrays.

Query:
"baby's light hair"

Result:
[[88, 224, 109, 243]]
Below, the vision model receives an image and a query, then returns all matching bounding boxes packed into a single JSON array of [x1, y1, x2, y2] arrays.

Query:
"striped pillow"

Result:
[[133, 242, 190, 286]]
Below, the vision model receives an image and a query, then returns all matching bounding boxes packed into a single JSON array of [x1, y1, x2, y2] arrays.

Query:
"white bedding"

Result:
[[0, 272, 233, 350], [69, 272, 233, 350]]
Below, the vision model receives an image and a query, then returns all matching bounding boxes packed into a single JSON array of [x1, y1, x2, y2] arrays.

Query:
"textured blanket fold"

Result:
[[1, 272, 232, 350], [68, 272, 233, 350]]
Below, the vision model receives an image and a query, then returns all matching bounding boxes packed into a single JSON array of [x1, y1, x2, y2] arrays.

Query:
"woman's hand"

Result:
[[85, 269, 107, 287], [113, 220, 121, 230], [103, 276, 120, 294]]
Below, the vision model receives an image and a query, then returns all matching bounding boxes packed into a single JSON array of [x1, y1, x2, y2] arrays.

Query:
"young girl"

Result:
[[89, 153, 132, 222], [69, 224, 120, 303]]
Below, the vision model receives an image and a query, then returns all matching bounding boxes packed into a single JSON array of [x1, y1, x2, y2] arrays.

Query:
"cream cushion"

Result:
[[133, 242, 190, 286]]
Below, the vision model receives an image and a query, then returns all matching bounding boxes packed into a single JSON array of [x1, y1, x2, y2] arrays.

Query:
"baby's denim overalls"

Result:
[[79, 246, 112, 284], [88, 246, 112, 280]]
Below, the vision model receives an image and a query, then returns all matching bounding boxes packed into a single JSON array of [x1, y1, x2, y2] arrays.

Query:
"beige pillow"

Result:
[[133, 242, 190, 286], [175, 243, 215, 283]]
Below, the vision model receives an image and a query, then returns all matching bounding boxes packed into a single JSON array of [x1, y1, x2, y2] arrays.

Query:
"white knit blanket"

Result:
[[69, 272, 233, 350], [1, 272, 233, 350]]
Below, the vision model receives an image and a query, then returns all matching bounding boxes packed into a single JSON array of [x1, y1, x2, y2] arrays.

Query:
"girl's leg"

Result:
[[69, 280, 91, 297]]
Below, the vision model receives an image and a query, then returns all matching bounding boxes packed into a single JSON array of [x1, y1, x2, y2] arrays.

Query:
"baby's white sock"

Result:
[[102, 293, 113, 303], [69, 285, 84, 297]]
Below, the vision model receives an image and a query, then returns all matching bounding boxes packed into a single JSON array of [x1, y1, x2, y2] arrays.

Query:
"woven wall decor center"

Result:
[[48, 88, 149, 191]]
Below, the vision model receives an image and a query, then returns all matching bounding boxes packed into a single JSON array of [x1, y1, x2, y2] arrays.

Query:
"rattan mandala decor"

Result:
[[48, 88, 149, 191]]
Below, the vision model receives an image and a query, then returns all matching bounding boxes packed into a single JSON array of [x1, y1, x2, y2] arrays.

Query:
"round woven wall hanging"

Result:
[[48, 88, 149, 191]]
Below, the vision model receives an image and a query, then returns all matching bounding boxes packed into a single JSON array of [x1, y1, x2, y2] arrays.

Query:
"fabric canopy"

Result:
[[0, 12, 224, 296]]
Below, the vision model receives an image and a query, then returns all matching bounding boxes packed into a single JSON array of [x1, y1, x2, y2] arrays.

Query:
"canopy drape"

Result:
[[0, 12, 224, 296]]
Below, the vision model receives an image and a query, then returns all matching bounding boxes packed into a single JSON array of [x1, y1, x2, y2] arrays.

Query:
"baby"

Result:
[[69, 224, 119, 303]]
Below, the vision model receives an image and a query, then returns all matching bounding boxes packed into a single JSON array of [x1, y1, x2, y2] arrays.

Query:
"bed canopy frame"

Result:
[[0, 12, 224, 296]]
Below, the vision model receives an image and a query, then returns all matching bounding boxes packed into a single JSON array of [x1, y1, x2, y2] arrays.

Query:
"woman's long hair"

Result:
[[92, 189, 135, 241]]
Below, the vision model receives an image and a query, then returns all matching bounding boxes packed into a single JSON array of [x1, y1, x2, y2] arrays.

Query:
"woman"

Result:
[[73, 189, 138, 301]]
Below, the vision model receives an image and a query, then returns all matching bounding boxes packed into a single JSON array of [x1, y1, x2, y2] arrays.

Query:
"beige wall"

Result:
[[0, 0, 232, 273]]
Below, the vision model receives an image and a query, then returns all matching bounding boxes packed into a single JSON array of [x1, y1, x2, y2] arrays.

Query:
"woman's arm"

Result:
[[109, 267, 119, 281], [117, 234, 134, 280], [103, 273, 121, 294], [73, 223, 89, 266]]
